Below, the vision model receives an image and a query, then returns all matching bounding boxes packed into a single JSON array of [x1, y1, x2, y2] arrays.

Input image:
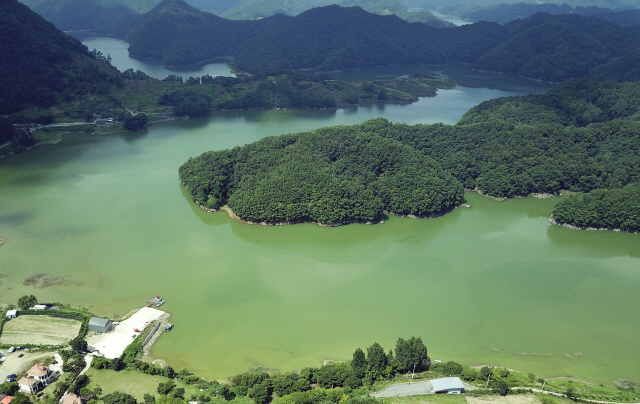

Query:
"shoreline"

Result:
[[190, 192, 470, 227], [548, 217, 638, 233]]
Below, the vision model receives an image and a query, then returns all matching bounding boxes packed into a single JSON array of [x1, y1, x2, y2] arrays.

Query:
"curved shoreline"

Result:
[[549, 217, 638, 233], [190, 192, 469, 227]]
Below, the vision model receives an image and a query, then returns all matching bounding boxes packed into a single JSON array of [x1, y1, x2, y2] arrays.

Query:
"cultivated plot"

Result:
[[0, 316, 81, 345]]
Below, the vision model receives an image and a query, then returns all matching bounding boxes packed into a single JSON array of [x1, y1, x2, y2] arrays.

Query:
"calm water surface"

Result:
[[71, 34, 234, 80], [1, 42, 638, 384]]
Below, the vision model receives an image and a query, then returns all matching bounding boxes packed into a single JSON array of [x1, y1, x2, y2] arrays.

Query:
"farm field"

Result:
[[0, 315, 81, 345]]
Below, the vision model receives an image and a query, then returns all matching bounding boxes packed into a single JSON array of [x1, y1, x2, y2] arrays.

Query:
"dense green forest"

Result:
[[552, 184, 640, 231], [179, 123, 464, 225], [0, 0, 122, 115], [119, 0, 640, 82], [181, 80, 640, 226]]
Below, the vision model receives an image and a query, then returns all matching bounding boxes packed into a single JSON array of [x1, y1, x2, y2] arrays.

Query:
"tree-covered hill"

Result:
[[0, 0, 120, 114], [121, 1, 640, 82], [179, 125, 465, 225], [180, 80, 640, 226]]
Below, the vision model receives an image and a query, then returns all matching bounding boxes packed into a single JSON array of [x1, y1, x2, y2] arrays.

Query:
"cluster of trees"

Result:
[[180, 124, 464, 225], [123, 113, 148, 131], [155, 71, 449, 117], [17, 294, 37, 309], [208, 337, 428, 404], [552, 183, 640, 231], [159, 91, 212, 118]]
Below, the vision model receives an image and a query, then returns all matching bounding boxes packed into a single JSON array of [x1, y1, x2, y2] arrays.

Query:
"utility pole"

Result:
[[542, 381, 546, 391], [486, 374, 491, 389], [412, 364, 416, 380]]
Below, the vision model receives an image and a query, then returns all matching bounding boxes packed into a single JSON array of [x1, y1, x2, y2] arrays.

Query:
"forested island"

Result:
[[181, 80, 640, 227]]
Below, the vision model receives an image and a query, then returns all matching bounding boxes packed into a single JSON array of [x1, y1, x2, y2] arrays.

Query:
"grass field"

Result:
[[0, 315, 81, 345], [85, 368, 204, 401]]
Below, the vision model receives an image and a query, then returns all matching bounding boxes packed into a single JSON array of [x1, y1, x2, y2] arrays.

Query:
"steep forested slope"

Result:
[[0, 0, 119, 114]]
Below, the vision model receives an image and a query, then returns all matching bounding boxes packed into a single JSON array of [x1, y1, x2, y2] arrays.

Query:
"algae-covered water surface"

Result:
[[0, 64, 638, 384]]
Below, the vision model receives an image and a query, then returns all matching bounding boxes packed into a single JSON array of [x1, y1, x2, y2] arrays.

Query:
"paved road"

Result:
[[372, 381, 434, 397]]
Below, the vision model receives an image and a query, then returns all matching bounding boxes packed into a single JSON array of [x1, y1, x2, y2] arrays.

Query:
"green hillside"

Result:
[[0, 0, 120, 114]]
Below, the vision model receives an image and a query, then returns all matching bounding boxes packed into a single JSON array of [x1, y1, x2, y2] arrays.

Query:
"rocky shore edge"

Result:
[[549, 217, 638, 233], [191, 194, 470, 227]]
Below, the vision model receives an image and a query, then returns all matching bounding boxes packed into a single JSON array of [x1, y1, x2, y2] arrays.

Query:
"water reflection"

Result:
[[546, 224, 640, 259]]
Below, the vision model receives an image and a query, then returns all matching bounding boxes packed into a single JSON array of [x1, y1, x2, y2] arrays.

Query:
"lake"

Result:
[[0, 38, 638, 385]]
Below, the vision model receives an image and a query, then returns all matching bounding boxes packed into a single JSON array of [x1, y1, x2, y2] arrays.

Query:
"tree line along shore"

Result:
[[2, 298, 638, 404]]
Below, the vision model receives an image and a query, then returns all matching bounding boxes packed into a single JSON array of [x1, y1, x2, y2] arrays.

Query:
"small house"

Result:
[[33, 304, 48, 310], [5, 309, 17, 319], [88, 317, 113, 333], [19, 363, 55, 394], [0, 395, 14, 404], [431, 377, 465, 394]]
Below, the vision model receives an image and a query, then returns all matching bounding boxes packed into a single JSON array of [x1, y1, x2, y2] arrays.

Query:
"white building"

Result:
[[5, 309, 17, 319], [18, 363, 55, 394]]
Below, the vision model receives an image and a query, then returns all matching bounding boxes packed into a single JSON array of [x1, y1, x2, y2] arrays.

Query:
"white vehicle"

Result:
[[7, 346, 15, 353]]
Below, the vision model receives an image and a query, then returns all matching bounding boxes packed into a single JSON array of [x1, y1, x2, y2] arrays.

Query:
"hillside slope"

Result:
[[0, 0, 119, 114]]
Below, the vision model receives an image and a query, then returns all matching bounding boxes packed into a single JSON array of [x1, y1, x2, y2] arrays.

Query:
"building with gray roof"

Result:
[[88, 317, 113, 333]]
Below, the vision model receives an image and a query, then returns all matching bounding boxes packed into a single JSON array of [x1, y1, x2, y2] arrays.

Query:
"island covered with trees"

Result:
[[181, 80, 640, 228], [179, 123, 465, 225]]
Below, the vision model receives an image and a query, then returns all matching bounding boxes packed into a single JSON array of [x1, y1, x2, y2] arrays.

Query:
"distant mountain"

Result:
[[124, 1, 640, 82], [0, 0, 119, 114], [220, 0, 452, 27], [184, 0, 243, 15], [125, 0, 287, 66], [451, 3, 640, 26], [400, 0, 640, 13]]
